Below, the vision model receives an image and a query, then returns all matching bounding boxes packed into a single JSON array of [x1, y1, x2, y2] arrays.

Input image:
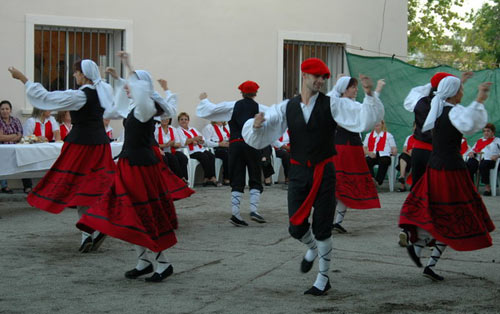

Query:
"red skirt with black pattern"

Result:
[[27, 142, 116, 214], [334, 144, 380, 209], [399, 167, 495, 251], [76, 148, 194, 252]]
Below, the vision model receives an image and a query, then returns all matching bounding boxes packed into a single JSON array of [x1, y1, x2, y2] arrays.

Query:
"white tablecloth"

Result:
[[0, 142, 123, 179]]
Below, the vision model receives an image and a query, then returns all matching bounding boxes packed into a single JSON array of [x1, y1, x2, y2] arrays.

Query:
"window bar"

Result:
[[81, 29, 84, 61], [89, 29, 93, 61], [57, 29, 60, 90], [65, 30, 70, 89], [73, 29, 77, 89], [48, 29, 52, 90], [40, 26, 44, 86]]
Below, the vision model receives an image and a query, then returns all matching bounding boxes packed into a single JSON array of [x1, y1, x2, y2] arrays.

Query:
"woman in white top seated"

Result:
[[24, 108, 61, 142], [202, 121, 230, 185], [177, 112, 218, 186], [155, 116, 188, 181], [56, 111, 72, 141], [466, 123, 500, 196], [363, 120, 397, 186]]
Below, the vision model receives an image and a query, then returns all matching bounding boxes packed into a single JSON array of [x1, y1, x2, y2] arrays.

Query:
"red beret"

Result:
[[238, 81, 260, 94], [430, 72, 454, 88], [300, 58, 331, 78]]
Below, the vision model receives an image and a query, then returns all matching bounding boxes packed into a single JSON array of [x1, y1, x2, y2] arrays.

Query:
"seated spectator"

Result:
[[103, 119, 113, 141], [155, 116, 188, 182], [461, 137, 470, 157], [273, 128, 291, 184], [466, 123, 500, 196], [177, 112, 218, 187], [396, 127, 415, 192], [56, 111, 72, 141], [23, 108, 60, 142], [363, 120, 397, 186], [202, 121, 230, 185], [259, 146, 275, 186], [0, 100, 33, 193]]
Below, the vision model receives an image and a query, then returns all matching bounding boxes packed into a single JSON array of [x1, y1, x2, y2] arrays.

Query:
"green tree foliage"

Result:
[[408, 0, 499, 70]]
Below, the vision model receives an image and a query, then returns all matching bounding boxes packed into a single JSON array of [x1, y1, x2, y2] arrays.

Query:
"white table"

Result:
[[0, 142, 123, 179]]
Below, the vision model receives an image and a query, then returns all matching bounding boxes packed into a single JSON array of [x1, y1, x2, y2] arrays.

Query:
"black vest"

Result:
[[335, 126, 361, 146], [117, 109, 159, 166], [286, 93, 337, 166], [413, 96, 433, 144], [429, 106, 466, 170], [229, 98, 259, 141], [65, 87, 110, 145]]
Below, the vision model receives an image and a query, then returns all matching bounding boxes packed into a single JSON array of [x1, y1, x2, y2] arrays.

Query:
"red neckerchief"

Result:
[[407, 135, 415, 151], [368, 131, 387, 152], [213, 124, 225, 142], [461, 138, 469, 155], [473, 137, 495, 153], [34, 120, 53, 141], [182, 128, 202, 151]]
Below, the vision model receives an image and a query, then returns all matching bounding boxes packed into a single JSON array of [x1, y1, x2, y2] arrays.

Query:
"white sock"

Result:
[[81, 232, 91, 244], [153, 250, 171, 274], [134, 245, 151, 271], [92, 231, 101, 240], [315, 238, 332, 290], [426, 241, 447, 268], [413, 228, 432, 257], [249, 189, 260, 214], [300, 229, 318, 262], [231, 191, 243, 220], [334, 201, 347, 224]]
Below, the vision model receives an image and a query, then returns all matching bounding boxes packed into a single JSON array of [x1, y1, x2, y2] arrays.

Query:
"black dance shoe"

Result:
[[304, 278, 331, 296], [91, 232, 107, 251], [250, 212, 266, 223], [406, 245, 422, 267], [423, 266, 444, 281], [300, 257, 314, 273], [79, 236, 93, 253], [125, 264, 154, 279], [332, 223, 347, 234], [230, 215, 248, 227], [145, 265, 174, 282]]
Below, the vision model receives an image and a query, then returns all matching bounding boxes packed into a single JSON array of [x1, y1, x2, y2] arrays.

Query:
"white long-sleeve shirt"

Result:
[[242, 90, 384, 149], [470, 137, 500, 161], [23, 116, 60, 137], [177, 126, 208, 154], [363, 131, 397, 157], [154, 125, 182, 153], [447, 101, 488, 136], [201, 124, 230, 148], [196, 99, 270, 122]]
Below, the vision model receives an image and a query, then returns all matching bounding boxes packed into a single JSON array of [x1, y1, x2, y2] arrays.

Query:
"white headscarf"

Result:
[[329, 76, 351, 98], [81, 60, 114, 113], [422, 76, 461, 132], [133, 70, 170, 114]]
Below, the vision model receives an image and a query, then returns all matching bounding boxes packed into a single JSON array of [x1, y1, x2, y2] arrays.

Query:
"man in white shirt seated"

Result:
[[363, 120, 397, 186]]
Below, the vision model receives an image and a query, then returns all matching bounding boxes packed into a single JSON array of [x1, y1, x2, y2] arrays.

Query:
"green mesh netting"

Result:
[[346, 52, 499, 150]]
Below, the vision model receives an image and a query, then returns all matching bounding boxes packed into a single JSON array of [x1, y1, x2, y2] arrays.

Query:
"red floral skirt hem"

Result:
[[334, 144, 380, 209], [27, 142, 115, 214], [399, 167, 495, 251]]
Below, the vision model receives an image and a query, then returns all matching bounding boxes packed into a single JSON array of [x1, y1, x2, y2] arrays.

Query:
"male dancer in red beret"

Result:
[[243, 58, 384, 295], [198, 81, 267, 226]]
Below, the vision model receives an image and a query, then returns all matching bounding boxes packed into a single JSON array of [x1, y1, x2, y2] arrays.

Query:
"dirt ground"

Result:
[[1, 184, 499, 314]]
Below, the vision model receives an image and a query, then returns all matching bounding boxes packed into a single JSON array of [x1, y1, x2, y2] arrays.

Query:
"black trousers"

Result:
[[259, 146, 275, 179], [214, 147, 229, 180], [275, 148, 291, 179], [410, 148, 432, 190], [396, 152, 411, 173], [287, 162, 335, 241], [467, 158, 497, 184], [229, 141, 263, 193], [365, 153, 391, 185], [190, 151, 216, 179], [163, 151, 188, 179]]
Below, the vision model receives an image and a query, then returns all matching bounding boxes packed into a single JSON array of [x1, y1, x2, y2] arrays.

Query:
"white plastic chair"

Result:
[[181, 148, 202, 188], [372, 155, 396, 192], [271, 148, 282, 184], [489, 158, 500, 196], [210, 148, 224, 182]]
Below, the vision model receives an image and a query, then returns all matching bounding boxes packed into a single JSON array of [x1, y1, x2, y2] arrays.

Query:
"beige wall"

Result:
[[0, 0, 407, 133]]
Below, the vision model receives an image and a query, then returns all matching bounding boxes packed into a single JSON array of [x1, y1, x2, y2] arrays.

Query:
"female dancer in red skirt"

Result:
[[328, 76, 384, 233], [77, 52, 194, 282], [399, 76, 495, 281], [9, 60, 116, 253]]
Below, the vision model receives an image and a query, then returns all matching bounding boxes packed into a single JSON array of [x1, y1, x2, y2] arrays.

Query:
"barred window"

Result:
[[283, 41, 345, 99], [34, 25, 124, 91]]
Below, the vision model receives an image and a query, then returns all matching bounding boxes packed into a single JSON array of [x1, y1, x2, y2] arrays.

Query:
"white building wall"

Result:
[[0, 0, 407, 131]]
